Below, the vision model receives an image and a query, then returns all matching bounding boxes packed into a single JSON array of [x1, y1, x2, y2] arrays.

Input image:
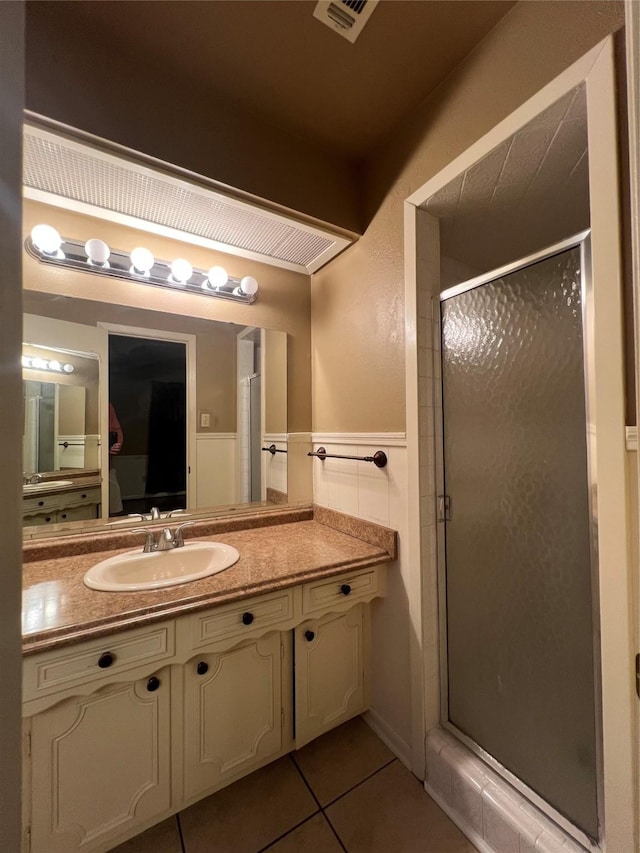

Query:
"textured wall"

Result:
[[311, 0, 625, 433]]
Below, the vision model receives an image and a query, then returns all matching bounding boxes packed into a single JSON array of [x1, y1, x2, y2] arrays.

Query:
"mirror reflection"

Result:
[[22, 292, 288, 531]]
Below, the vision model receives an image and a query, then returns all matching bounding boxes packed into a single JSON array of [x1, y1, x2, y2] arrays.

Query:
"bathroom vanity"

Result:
[[22, 471, 102, 527], [21, 507, 395, 853]]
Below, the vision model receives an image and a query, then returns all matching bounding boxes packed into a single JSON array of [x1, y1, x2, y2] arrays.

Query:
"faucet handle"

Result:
[[131, 527, 155, 553], [174, 521, 196, 547]]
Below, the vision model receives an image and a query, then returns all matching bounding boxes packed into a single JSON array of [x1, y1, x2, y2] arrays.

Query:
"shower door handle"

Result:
[[438, 495, 451, 523]]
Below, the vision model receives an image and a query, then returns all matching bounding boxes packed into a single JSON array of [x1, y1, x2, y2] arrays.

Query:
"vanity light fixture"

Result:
[[85, 238, 110, 267], [31, 224, 64, 258], [26, 225, 260, 304], [130, 246, 155, 276], [22, 355, 75, 373]]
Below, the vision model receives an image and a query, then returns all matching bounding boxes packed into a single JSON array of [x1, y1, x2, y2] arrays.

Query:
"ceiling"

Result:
[[424, 85, 589, 282], [26, 0, 515, 162]]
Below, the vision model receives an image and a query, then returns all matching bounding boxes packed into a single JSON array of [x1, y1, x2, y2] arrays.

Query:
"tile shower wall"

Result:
[[425, 728, 591, 853], [311, 433, 415, 764]]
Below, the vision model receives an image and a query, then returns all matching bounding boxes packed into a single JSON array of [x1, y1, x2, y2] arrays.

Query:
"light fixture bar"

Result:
[[25, 231, 260, 304], [22, 355, 74, 373]]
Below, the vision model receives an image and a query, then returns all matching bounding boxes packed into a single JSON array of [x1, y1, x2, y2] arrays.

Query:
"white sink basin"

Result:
[[23, 480, 74, 493], [83, 542, 240, 592]]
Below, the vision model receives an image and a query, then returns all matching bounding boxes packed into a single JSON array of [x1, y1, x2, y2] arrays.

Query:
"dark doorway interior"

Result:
[[109, 335, 187, 516]]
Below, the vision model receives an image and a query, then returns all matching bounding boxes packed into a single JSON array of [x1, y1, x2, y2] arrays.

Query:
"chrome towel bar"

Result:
[[307, 447, 387, 468]]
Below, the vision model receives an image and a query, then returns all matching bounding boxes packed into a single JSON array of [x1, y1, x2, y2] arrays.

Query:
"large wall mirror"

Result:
[[23, 291, 289, 533]]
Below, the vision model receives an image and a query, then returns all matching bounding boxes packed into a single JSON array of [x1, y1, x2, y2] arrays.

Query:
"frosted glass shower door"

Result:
[[440, 241, 599, 840]]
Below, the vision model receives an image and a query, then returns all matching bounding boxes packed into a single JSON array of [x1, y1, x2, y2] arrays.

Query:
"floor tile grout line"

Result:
[[176, 811, 187, 853], [290, 753, 323, 811], [322, 811, 349, 853], [321, 756, 398, 810], [253, 808, 322, 853]]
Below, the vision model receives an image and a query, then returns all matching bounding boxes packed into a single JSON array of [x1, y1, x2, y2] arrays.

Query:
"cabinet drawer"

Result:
[[23, 621, 175, 704], [62, 487, 101, 508], [189, 589, 296, 650], [302, 567, 383, 615], [23, 494, 61, 514]]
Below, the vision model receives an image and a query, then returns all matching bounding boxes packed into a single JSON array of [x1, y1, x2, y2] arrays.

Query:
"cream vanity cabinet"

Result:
[[22, 564, 386, 853], [23, 486, 101, 526], [22, 622, 175, 853]]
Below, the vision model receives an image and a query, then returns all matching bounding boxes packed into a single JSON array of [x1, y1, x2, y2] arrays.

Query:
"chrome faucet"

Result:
[[23, 472, 42, 485], [127, 507, 187, 523], [132, 521, 195, 553]]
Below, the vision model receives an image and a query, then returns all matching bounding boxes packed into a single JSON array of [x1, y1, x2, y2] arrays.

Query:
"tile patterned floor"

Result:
[[112, 716, 477, 853]]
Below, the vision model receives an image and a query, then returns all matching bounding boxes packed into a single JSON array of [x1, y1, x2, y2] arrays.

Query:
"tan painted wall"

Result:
[[23, 200, 312, 434], [311, 0, 625, 433]]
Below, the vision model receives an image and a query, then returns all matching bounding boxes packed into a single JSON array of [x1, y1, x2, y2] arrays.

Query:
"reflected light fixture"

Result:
[[26, 225, 259, 304], [22, 354, 74, 373]]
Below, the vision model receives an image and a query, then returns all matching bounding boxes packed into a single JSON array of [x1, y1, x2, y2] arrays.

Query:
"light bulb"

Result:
[[85, 238, 110, 265], [130, 246, 155, 274], [206, 265, 228, 289], [48, 360, 62, 372], [63, 363, 74, 374], [21, 356, 31, 368], [31, 224, 62, 256], [170, 258, 193, 284], [240, 275, 259, 297], [171, 258, 192, 282], [32, 358, 47, 370]]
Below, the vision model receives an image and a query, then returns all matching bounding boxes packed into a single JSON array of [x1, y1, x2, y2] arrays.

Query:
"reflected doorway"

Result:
[[108, 334, 187, 516]]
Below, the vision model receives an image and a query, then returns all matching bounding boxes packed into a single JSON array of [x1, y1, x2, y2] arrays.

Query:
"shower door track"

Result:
[[434, 230, 604, 852]]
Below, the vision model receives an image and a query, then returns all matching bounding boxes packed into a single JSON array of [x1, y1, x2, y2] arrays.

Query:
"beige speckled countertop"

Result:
[[23, 472, 101, 499], [22, 506, 397, 656]]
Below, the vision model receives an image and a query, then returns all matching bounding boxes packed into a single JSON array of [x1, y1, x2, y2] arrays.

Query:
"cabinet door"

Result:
[[29, 667, 171, 853], [183, 632, 284, 802], [295, 605, 365, 748]]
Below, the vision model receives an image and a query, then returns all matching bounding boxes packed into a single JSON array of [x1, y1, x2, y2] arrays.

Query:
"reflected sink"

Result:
[[23, 480, 74, 493], [84, 542, 240, 592]]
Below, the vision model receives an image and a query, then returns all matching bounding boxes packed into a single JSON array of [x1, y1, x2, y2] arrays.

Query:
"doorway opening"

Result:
[[404, 39, 633, 851], [108, 334, 187, 517]]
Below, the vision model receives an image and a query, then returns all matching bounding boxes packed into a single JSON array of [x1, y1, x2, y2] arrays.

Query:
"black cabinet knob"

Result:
[[147, 676, 160, 692], [340, 584, 352, 596], [242, 612, 254, 625], [38, 500, 44, 507], [304, 630, 315, 642], [98, 652, 115, 668], [197, 661, 209, 676]]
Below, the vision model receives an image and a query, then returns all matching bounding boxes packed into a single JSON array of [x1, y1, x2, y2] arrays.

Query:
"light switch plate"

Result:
[[200, 412, 211, 428]]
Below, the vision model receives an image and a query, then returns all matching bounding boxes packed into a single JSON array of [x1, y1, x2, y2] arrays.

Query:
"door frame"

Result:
[[99, 322, 197, 514], [404, 36, 635, 851]]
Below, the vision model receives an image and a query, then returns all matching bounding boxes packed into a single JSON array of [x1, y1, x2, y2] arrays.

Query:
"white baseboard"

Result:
[[363, 707, 412, 771]]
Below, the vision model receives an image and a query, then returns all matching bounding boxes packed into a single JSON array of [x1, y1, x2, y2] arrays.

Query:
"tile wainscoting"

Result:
[[310, 433, 418, 770]]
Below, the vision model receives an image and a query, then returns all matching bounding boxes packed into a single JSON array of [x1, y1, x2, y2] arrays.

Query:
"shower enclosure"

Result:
[[437, 233, 601, 841]]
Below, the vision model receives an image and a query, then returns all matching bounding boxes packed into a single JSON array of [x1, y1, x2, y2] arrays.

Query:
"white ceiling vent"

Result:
[[313, 0, 379, 43], [23, 120, 352, 275]]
